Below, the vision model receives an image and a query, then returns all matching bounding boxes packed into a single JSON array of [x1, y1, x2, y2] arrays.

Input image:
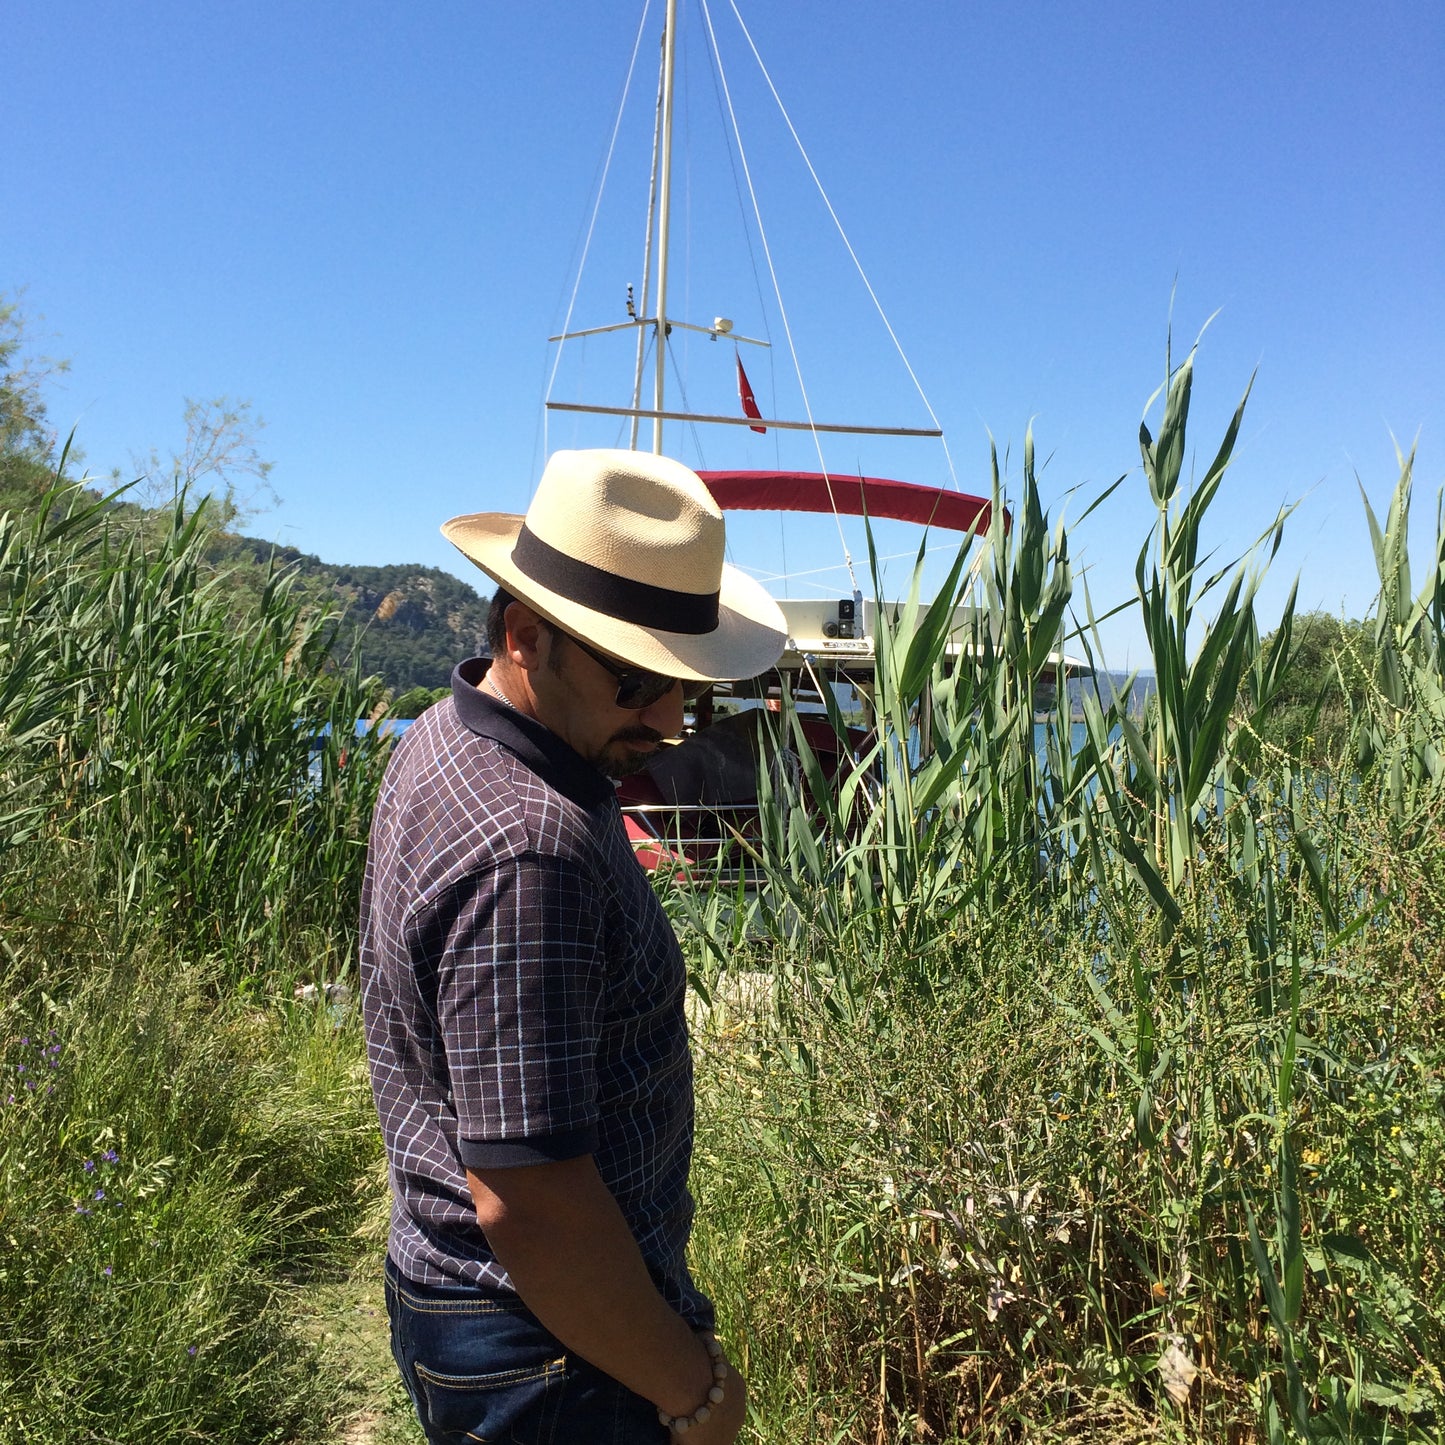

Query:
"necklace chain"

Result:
[[483, 669, 517, 711]]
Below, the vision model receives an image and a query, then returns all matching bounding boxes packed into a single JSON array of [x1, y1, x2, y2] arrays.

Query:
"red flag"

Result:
[[736, 352, 766, 434]]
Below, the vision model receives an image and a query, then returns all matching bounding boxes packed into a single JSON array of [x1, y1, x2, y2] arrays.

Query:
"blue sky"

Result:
[[5, 0, 1441, 668]]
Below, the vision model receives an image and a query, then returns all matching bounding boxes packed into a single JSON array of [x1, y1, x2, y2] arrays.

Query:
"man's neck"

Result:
[[482, 660, 538, 721]]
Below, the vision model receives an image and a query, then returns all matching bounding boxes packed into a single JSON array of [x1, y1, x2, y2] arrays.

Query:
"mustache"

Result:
[[610, 726, 665, 747]]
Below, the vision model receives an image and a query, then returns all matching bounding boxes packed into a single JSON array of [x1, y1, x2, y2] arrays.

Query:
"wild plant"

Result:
[[0, 474, 388, 987], [679, 348, 1445, 1441], [0, 471, 395, 1440]]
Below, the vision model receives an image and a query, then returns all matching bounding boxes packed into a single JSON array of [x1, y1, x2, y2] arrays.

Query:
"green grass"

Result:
[[684, 880, 1443, 1442], [0, 940, 382, 1440], [3, 349, 1443, 1441], [668, 349, 1445, 1440]]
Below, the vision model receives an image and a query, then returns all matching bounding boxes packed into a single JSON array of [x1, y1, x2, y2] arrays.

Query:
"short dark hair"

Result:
[[486, 588, 515, 656], [486, 587, 556, 658]]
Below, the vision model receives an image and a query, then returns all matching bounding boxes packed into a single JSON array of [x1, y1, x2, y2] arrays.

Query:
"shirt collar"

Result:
[[451, 658, 615, 810]]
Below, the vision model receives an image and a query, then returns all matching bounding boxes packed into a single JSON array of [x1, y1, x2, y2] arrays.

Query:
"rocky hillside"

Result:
[[217, 536, 491, 691]]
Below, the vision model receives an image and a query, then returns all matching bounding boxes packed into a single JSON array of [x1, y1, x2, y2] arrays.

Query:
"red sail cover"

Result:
[[697, 471, 997, 534]]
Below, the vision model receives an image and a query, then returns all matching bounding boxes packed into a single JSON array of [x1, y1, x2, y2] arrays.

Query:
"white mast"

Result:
[[651, 0, 679, 453], [546, 3, 933, 448]]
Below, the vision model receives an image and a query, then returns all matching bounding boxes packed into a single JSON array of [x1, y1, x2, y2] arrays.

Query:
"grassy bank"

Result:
[[0, 484, 394, 1441], [2, 346, 1442, 1441]]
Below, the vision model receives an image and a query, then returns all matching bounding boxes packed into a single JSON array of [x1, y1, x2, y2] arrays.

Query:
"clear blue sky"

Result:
[[5, 0, 1442, 667]]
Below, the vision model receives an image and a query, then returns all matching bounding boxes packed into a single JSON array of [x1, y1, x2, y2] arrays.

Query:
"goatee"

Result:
[[597, 727, 665, 779]]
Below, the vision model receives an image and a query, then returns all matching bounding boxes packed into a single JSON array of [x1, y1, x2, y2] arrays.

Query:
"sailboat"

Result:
[[540, 0, 1073, 870]]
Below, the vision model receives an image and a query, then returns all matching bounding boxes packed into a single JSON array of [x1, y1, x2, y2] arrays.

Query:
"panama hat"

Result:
[[441, 449, 787, 682]]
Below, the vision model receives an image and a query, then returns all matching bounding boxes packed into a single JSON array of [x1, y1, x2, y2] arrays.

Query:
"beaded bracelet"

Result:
[[657, 1332, 728, 1435]]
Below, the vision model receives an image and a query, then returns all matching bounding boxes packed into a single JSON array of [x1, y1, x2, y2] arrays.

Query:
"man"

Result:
[[361, 449, 786, 1443]]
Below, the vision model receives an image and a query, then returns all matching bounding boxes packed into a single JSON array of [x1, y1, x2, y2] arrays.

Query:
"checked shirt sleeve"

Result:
[[435, 851, 607, 1168]]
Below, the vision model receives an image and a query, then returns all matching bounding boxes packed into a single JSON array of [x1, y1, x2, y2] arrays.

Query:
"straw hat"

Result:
[[441, 449, 787, 681]]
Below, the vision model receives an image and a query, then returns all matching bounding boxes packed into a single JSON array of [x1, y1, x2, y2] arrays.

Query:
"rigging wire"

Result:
[[544, 1, 653, 456], [698, 0, 860, 600], [698, 15, 775, 406], [697, 11, 787, 593], [724, 0, 960, 494], [738, 544, 959, 587], [665, 343, 712, 465]]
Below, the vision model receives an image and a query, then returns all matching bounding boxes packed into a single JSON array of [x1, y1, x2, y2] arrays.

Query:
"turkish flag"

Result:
[[736, 353, 766, 434]]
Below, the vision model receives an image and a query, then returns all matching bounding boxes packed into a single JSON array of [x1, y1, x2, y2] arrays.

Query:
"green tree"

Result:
[[1255, 610, 1372, 761], [1, 293, 72, 512], [0, 293, 65, 459], [387, 684, 450, 719], [127, 395, 277, 531]]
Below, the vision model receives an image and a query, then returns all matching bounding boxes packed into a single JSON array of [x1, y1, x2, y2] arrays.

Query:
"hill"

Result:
[[215, 535, 490, 691], [0, 467, 490, 694]]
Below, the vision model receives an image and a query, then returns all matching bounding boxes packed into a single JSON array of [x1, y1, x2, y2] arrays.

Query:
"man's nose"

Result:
[[639, 681, 686, 736]]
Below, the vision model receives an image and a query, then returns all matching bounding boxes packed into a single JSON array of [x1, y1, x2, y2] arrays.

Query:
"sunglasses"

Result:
[[563, 632, 710, 710]]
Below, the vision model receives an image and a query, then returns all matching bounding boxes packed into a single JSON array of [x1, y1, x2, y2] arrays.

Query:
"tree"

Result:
[[388, 685, 451, 719], [1, 294, 74, 513], [0, 293, 68, 462], [128, 395, 277, 530], [1255, 611, 1373, 761]]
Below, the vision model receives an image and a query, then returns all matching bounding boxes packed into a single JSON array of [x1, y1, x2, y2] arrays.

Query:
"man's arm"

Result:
[[467, 1154, 745, 1441]]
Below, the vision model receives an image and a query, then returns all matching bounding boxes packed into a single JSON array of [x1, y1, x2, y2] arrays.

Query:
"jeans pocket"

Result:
[[413, 1354, 567, 1443]]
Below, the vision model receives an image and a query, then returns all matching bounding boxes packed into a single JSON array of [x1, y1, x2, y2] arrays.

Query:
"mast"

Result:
[[546, 3, 930, 447], [651, 0, 679, 453], [629, 20, 667, 451]]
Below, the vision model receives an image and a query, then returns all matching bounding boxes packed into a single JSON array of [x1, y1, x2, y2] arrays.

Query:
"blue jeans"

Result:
[[385, 1257, 669, 1444]]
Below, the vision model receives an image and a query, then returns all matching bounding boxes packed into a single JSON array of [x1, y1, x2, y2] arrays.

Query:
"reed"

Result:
[[0, 477, 388, 987], [677, 350, 1445, 1442], [1, 472, 392, 1441]]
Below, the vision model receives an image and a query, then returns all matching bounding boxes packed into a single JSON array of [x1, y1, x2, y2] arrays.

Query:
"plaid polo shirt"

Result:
[[360, 658, 712, 1327]]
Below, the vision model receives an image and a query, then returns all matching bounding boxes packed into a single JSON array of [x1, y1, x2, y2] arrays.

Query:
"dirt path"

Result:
[[300, 1256, 423, 1445]]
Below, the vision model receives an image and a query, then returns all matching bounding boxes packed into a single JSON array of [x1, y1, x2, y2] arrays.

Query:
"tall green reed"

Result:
[[1, 471, 395, 1441], [677, 347, 1444, 1441], [1, 475, 388, 986]]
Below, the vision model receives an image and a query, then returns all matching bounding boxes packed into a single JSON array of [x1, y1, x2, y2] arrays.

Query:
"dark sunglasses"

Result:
[[564, 632, 710, 709]]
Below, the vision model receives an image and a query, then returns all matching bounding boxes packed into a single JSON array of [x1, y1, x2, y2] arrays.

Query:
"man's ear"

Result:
[[502, 601, 548, 672]]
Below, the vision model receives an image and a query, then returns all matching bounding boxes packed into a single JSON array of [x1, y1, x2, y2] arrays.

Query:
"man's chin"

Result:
[[599, 749, 653, 780], [596, 737, 661, 779]]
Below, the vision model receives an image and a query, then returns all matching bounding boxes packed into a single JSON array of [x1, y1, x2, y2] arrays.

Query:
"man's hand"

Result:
[[675, 1358, 746, 1444], [467, 1155, 745, 1430]]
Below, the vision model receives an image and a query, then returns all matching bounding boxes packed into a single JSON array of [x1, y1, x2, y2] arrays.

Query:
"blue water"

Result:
[[1037, 720, 1091, 760]]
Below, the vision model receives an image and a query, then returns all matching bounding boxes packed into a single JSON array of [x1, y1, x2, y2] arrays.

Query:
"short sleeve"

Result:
[[432, 852, 606, 1166]]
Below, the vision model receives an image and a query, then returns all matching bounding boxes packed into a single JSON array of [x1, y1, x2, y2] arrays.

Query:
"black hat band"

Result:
[[512, 524, 720, 635]]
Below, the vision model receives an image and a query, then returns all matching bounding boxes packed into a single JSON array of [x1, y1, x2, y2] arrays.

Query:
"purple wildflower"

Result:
[[20, 1037, 29, 1047], [75, 1206, 91, 1216], [94, 1189, 105, 1201], [187, 1346, 197, 1357], [103, 1266, 113, 1277], [16, 1065, 25, 1074], [84, 1160, 95, 1173], [102, 1149, 118, 1163]]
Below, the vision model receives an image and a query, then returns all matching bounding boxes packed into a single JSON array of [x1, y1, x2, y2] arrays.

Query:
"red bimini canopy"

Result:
[[696, 470, 1000, 534]]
